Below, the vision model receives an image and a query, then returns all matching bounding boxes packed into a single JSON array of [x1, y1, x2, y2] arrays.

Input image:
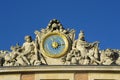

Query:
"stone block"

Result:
[[75, 73, 88, 80], [21, 73, 35, 80], [0, 74, 20, 80], [35, 73, 74, 80]]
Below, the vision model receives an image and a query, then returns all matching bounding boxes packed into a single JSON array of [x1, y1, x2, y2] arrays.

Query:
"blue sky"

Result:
[[0, 0, 120, 50]]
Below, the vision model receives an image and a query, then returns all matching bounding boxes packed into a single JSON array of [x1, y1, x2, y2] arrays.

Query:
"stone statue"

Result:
[[20, 35, 42, 65], [73, 31, 88, 59], [3, 45, 20, 66], [73, 31, 99, 63], [0, 50, 8, 66], [3, 35, 43, 66], [100, 49, 114, 65], [20, 35, 35, 65], [87, 42, 100, 65], [63, 30, 100, 65], [115, 50, 120, 65], [1, 19, 120, 66], [64, 49, 81, 65]]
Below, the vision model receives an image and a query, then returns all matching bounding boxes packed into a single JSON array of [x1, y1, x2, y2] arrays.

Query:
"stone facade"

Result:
[[0, 66, 120, 80]]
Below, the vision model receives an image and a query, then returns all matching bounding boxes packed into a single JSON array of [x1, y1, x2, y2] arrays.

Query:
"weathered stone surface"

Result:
[[0, 74, 20, 80]]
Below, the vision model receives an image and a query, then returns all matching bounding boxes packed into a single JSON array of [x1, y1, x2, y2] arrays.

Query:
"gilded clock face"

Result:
[[41, 32, 69, 58]]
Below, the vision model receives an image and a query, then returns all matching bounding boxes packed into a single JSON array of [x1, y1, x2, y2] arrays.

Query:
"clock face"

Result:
[[41, 32, 69, 58]]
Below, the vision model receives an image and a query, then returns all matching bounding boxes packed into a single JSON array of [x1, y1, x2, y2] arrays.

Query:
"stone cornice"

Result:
[[0, 66, 120, 73]]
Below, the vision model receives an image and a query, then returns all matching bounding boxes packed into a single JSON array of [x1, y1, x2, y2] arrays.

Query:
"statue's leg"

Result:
[[22, 56, 30, 65]]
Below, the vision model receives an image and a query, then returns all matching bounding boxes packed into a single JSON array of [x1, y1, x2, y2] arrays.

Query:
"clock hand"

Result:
[[58, 43, 65, 46], [61, 43, 65, 45]]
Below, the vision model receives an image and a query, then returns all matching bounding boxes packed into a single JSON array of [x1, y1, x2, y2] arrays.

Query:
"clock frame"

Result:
[[40, 32, 70, 58]]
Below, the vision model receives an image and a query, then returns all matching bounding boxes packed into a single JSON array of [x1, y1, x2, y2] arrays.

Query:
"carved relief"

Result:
[[0, 19, 120, 66], [62, 31, 100, 65]]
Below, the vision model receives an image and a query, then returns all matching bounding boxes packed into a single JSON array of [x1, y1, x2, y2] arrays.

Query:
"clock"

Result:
[[41, 32, 69, 58]]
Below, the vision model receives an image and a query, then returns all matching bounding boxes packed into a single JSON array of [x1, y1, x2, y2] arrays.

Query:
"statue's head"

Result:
[[24, 35, 32, 42], [78, 30, 85, 41]]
